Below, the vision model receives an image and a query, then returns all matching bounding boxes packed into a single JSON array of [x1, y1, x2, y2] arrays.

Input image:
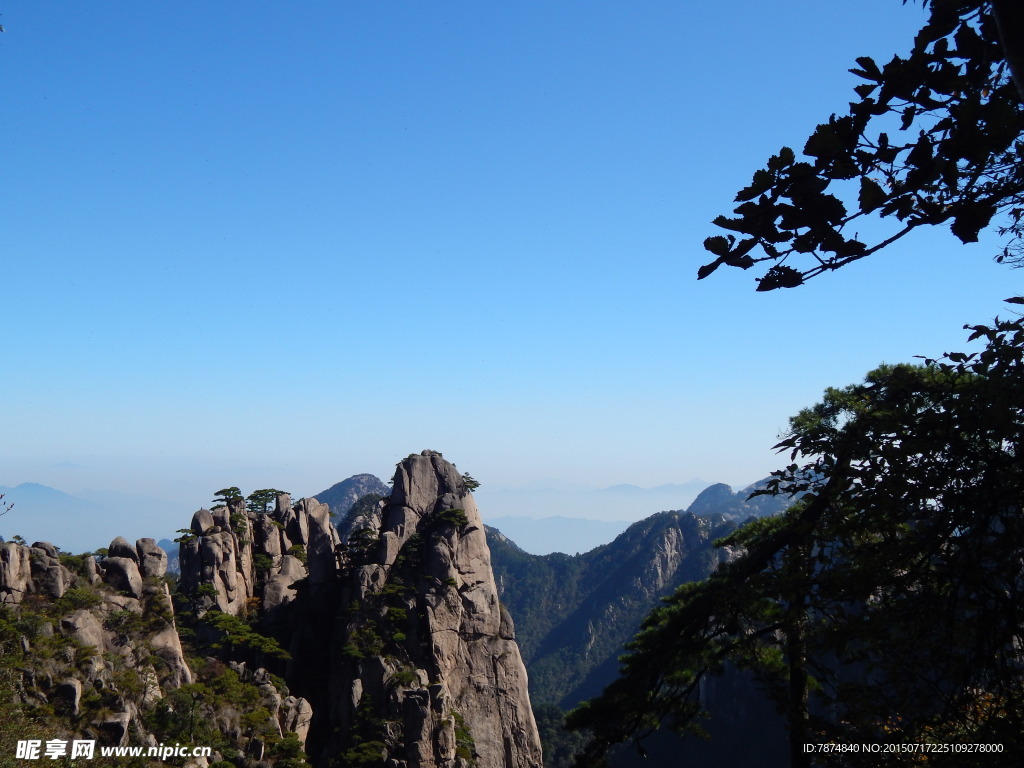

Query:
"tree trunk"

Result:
[[787, 610, 810, 768], [992, 0, 1024, 101], [785, 538, 812, 768]]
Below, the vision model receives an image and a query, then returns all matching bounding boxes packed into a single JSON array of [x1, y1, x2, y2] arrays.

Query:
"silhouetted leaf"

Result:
[[804, 123, 843, 159], [696, 262, 719, 280], [850, 56, 882, 81], [711, 214, 748, 233], [767, 146, 796, 172], [703, 235, 731, 257], [900, 105, 917, 130], [858, 177, 888, 213], [756, 265, 803, 291], [735, 169, 775, 202], [950, 201, 996, 243]]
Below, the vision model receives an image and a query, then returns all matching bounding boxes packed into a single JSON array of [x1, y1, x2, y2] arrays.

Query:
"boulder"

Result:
[[191, 508, 215, 537], [28, 543, 70, 599], [108, 536, 138, 562], [0, 542, 32, 604], [281, 696, 313, 747], [263, 554, 306, 613], [200, 530, 241, 613], [136, 538, 168, 579], [55, 678, 82, 716], [92, 712, 131, 746], [303, 498, 340, 584], [102, 557, 144, 599], [60, 609, 107, 652]]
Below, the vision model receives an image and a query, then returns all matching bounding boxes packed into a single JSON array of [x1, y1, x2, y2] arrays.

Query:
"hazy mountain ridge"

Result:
[[485, 517, 632, 556], [487, 511, 739, 709], [0, 483, 188, 553], [311, 473, 390, 518], [484, 478, 793, 768], [472, 478, 715, 524], [685, 480, 792, 520]]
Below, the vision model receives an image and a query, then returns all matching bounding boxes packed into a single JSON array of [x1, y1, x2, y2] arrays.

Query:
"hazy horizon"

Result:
[[0, 469, 734, 553]]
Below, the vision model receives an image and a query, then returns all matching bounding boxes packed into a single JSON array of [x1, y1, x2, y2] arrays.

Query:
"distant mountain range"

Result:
[[486, 479, 789, 708], [472, 478, 717, 523], [0, 482, 182, 552], [486, 516, 633, 555], [484, 479, 789, 555]]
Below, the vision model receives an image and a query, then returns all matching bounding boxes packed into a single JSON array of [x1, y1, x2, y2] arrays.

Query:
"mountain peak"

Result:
[[312, 472, 389, 518]]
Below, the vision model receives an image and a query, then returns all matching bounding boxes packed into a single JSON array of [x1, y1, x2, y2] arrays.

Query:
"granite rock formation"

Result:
[[328, 451, 543, 768], [171, 451, 542, 767], [1, 452, 542, 768], [685, 479, 791, 521], [178, 493, 341, 616], [0, 537, 195, 745]]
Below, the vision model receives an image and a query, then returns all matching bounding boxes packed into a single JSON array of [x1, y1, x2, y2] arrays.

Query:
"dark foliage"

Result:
[[699, 0, 1024, 290], [569, 320, 1024, 767]]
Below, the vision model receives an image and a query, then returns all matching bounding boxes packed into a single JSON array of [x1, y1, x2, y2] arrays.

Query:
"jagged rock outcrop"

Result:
[[2, 452, 541, 768], [179, 494, 341, 616], [329, 450, 543, 768], [0, 541, 74, 604], [1, 535, 195, 748], [172, 454, 540, 766]]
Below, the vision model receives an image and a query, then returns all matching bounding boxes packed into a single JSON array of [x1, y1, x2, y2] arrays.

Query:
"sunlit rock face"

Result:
[[328, 450, 544, 768], [179, 493, 340, 615]]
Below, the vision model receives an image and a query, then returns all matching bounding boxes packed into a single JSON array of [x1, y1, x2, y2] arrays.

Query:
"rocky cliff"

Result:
[[0, 536, 310, 762], [1, 451, 541, 768], [172, 450, 542, 768], [327, 451, 543, 768], [1, 537, 192, 700], [178, 492, 341, 618]]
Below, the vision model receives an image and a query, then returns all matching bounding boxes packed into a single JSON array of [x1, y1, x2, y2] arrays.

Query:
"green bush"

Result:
[[434, 508, 468, 529], [452, 711, 477, 765], [104, 609, 146, 638], [58, 553, 95, 579], [54, 586, 103, 615], [202, 611, 291, 660], [341, 740, 387, 768], [389, 666, 417, 686]]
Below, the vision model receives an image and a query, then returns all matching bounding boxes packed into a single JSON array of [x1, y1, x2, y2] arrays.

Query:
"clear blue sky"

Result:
[[2, 1, 1018, 545]]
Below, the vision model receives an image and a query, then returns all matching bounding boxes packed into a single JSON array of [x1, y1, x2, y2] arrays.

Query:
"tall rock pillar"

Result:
[[330, 450, 543, 768]]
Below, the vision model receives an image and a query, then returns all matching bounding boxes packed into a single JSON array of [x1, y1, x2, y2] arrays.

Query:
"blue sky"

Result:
[[2, 1, 1018, 548]]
